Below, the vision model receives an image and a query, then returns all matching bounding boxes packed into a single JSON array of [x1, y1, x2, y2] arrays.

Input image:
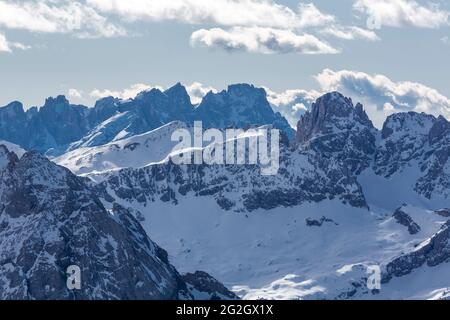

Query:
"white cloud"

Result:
[[88, 1, 378, 51], [87, 0, 334, 30], [0, 33, 11, 53], [0, 32, 30, 53], [265, 87, 321, 126], [321, 26, 379, 41], [89, 82, 217, 104], [0, 1, 381, 54], [68, 88, 83, 99], [90, 83, 160, 100], [354, 0, 449, 29], [315, 68, 450, 127], [0, 0, 125, 38], [442, 36, 449, 45], [186, 82, 217, 105], [191, 27, 340, 54]]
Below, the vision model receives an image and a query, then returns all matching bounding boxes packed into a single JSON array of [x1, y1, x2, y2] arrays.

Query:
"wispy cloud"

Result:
[[316, 68, 450, 126], [191, 27, 340, 54], [354, 0, 449, 29], [0, 32, 30, 53], [320, 26, 379, 41]]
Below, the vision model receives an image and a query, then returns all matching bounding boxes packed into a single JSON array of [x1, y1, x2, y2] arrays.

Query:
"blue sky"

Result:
[[0, 0, 449, 127]]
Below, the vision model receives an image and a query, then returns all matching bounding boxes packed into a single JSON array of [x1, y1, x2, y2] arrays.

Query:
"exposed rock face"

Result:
[[90, 138, 369, 213], [392, 207, 421, 235], [196, 84, 294, 139], [182, 271, 240, 300], [83, 92, 380, 213], [434, 209, 450, 217], [67, 85, 195, 151], [296, 94, 449, 202], [0, 145, 207, 300], [376, 112, 436, 177], [297, 92, 373, 142], [383, 220, 450, 282], [375, 112, 450, 199], [50, 91, 448, 216], [0, 98, 90, 155], [296, 92, 377, 175], [305, 216, 338, 227]]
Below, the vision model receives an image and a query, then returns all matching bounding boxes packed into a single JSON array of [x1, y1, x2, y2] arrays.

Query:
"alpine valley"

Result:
[[0, 83, 449, 300]]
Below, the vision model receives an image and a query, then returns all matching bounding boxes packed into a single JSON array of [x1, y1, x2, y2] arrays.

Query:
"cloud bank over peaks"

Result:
[[265, 87, 321, 127], [84, 82, 217, 105], [315, 68, 450, 127]]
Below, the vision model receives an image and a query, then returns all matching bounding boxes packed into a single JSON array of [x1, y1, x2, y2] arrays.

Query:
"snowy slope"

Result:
[[96, 194, 449, 300], [0, 140, 25, 158], [55, 121, 189, 175], [0, 143, 240, 300], [49, 91, 450, 300]]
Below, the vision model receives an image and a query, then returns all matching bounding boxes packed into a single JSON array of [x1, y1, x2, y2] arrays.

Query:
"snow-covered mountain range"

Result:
[[0, 83, 293, 156], [0, 144, 237, 300], [0, 84, 449, 300]]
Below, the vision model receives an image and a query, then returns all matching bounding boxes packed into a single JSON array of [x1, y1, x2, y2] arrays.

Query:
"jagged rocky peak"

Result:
[[381, 111, 436, 139], [133, 83, 194, 116], [0, 145, 187, 299], [196, 83, 294, 138], [164, 82, 189, 99], [295, 92, 376, 175], [228, 83, 266, 98], [429, 115, 450, 144], [0, 144, 19, 170], [374, 112, 448, 179], [1, 101, 25, 115], [296, 92, 374, 143], [89, 96, 121, 124], [199, 83, 270, 111], [164, 82, 194, 112], [93, 96, 120, 109], [43, 95, 72, 109], [134, 87, 165, 102]]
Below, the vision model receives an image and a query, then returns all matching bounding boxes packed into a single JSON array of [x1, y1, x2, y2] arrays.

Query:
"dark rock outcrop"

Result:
[[0, 145, 235, 300], [392, 207, 421, 235], [182, 271, 239, 300], [305, 216, 338, 227], [383, 220, 450, 282]]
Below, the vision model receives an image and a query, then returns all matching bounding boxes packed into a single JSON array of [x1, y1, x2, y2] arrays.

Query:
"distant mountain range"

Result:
[[0, 84, 449, 300], [0, 83, 293, 156]]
